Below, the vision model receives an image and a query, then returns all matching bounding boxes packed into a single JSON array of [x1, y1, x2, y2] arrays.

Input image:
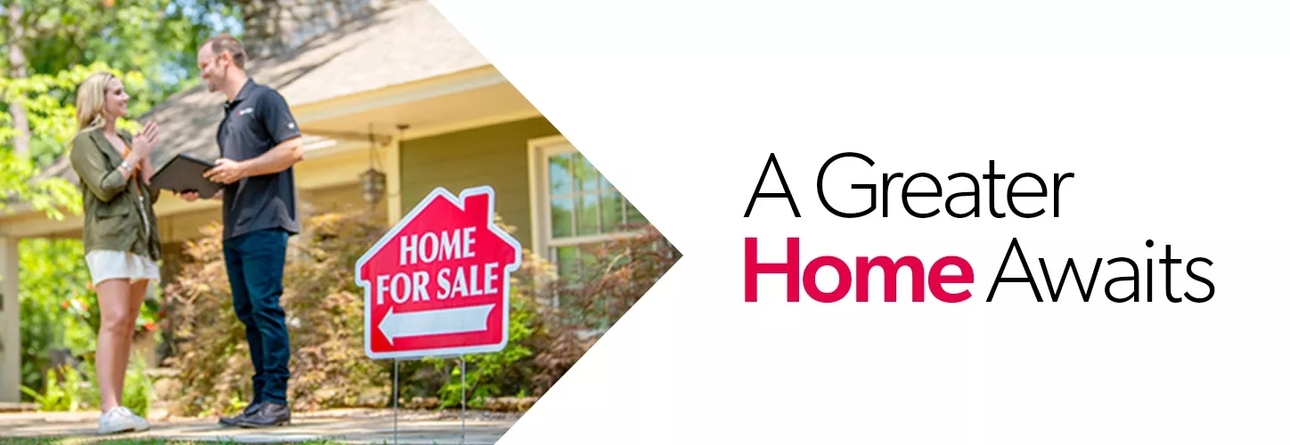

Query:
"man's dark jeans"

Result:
[[224, 228, 291, 405]]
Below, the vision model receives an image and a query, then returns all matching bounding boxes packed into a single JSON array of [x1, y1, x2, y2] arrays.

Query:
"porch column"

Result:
[[0, 236, 20, 402], [385, 139, 403, 226]]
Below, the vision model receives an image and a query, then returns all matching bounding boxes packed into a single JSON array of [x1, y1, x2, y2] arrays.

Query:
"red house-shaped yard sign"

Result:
[[356, 186, 522, 360]]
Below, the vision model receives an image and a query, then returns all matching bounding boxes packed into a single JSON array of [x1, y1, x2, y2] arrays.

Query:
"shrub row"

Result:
[[158, 210, 677, 416]]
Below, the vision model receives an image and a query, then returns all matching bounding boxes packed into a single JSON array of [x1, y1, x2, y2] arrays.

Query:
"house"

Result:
[[0, 0, 648, 402]]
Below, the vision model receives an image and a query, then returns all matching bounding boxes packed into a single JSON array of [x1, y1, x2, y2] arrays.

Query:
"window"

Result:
[[529, 136, 648, 282]]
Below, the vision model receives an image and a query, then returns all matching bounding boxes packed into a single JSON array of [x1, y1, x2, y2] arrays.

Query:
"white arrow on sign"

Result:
[[377, 304, 496, 344]]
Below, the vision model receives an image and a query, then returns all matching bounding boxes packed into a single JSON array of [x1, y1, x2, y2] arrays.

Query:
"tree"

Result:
[[7, 1, 30, 158], [0, 63, 154, 220], [0, 0, 240, 219]]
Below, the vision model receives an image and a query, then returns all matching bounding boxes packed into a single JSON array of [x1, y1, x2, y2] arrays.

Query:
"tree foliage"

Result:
[[0, 63, 149, 220], [1, 0, 240, 218], [7, 0, 239, 112]]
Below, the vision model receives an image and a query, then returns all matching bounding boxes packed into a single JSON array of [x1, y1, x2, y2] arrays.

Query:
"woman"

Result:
[[67, 72, 163, 435]]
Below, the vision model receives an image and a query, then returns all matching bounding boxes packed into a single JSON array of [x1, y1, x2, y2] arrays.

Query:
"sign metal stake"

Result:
[[393, 358, 400, 445], [461, 355, 467, 445]]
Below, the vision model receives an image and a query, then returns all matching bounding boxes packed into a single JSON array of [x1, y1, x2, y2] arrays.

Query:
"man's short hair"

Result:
[[203, 33, 247, 69]]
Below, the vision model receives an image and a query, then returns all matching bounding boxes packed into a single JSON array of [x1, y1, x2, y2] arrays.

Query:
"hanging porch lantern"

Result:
[[359, 123, 386, 208], [359, 168, 386, 206]]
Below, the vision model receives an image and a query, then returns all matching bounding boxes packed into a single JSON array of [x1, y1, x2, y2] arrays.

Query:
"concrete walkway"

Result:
[[0, 408, 519, 444]]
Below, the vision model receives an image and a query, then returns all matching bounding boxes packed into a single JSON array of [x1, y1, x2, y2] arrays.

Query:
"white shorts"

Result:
[[85, 250, 160, 287]]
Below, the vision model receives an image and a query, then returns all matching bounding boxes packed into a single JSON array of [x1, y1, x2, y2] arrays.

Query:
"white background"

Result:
[[428, 1, 1290, 443]]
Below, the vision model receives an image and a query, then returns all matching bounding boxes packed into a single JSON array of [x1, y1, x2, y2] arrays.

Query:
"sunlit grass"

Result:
[[0, 439, 346, 445]]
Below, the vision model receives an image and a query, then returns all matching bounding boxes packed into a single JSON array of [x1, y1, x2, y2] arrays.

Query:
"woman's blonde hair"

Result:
[[74, 72, 118, 133]]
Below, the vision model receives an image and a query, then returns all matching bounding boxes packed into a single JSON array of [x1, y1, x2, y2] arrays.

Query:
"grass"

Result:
[[0, 436, 460, 445], [0, 440, 346, 445]]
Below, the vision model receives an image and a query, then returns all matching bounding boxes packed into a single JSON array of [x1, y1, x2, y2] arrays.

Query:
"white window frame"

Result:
[[527, 135, 645, 280]]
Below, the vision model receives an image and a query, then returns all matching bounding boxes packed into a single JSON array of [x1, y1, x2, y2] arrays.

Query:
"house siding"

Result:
[[399, 117, 560, 250]]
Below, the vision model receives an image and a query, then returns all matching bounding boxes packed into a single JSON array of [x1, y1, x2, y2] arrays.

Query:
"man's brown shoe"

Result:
[[218, 403, 262, 427], [237, 402, 290, 428]]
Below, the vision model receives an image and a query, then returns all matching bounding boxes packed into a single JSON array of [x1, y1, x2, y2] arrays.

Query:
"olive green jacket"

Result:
[[68, 129, 163, 261]]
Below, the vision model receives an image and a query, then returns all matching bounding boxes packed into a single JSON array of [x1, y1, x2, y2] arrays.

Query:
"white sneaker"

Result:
[[127, 408, 151, 432], [98, 406, 148, 434]]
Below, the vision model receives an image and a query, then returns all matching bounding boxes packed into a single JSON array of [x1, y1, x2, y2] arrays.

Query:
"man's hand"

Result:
[[204, 158, 248, 184], [178, 189, 222, 202]]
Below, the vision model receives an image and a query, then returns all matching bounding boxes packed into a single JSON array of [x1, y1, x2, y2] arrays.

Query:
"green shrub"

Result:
[[20, 365, 86, 412], [122, 353, 153, 415], [18, 351, 152, 414], [18, 237, 161, 412], [159, 209, 679, 415], [521, 224, 680, 394], [161, 212, 394, 416], [18, 238, 97, 400]]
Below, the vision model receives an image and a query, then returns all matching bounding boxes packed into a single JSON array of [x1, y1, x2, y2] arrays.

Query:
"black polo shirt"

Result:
[[217, 79, 302, 241]]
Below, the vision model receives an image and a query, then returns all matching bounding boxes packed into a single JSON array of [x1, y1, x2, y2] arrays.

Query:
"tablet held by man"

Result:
[[150, 154, 222, 198]]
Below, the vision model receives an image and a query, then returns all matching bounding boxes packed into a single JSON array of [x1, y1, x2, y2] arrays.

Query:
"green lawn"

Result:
[[0, 440, 346, 445]]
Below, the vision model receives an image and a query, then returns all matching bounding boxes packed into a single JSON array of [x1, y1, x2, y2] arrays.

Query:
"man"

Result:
[[180, 33, 304, 428]]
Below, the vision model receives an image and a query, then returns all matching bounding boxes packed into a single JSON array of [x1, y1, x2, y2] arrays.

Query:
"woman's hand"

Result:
[[121, 121, 159, 179], [132, 121, 160, 158]]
